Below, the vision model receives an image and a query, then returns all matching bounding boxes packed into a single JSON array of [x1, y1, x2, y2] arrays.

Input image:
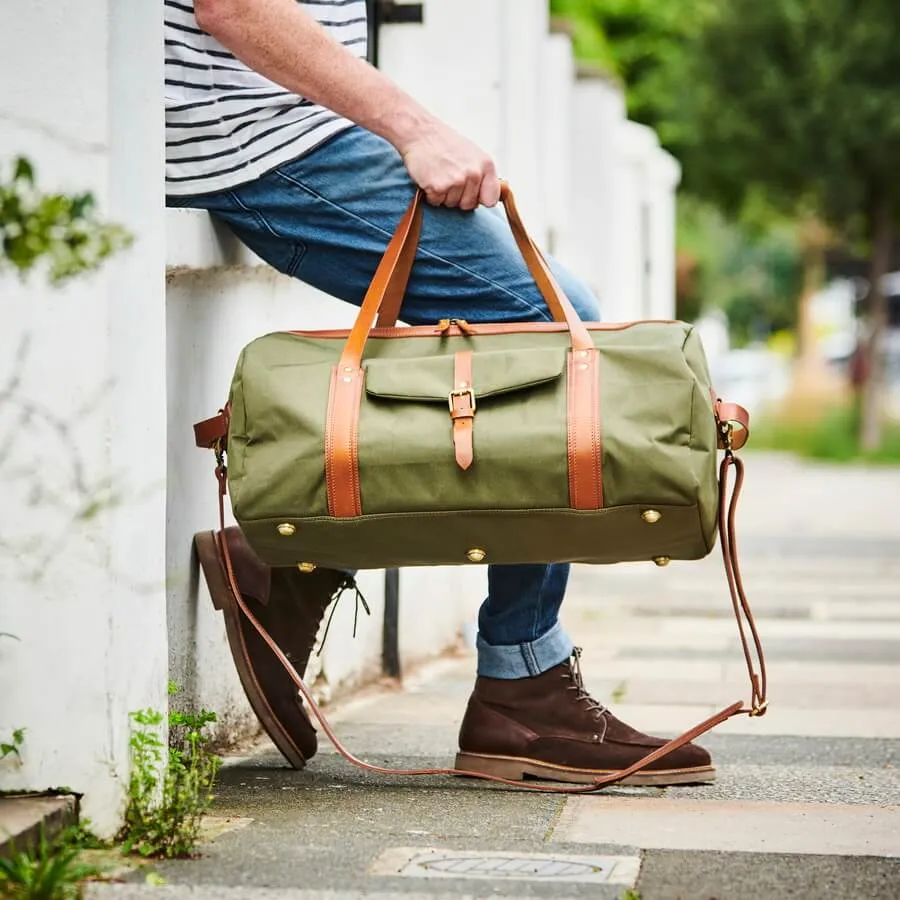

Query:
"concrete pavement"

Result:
[[88, 453, 900, 899]]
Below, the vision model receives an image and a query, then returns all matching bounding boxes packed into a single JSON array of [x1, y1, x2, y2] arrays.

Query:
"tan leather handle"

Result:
[[347, 183, 593, 369], [376, 183, 574, 329]]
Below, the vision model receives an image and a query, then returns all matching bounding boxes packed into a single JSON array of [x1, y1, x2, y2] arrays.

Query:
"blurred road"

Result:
[[88, 453, 899, 900]]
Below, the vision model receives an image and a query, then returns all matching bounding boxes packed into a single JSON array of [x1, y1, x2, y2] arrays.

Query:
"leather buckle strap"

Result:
[[450, 351, 475, 471], [448, 387, 476, 414], [194, 408, 229, 449]]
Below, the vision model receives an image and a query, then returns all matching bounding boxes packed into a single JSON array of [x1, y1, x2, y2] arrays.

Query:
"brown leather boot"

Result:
[[455, 649, 715, 786], [194, 528, 351, 769]]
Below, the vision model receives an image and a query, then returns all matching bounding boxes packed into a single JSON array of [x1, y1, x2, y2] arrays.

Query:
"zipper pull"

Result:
[[435, 318, 475, 335]]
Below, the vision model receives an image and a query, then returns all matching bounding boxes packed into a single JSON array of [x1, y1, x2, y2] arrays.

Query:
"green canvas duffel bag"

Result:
[[195, 185, 749, 573], [194, 184, 767, 789]]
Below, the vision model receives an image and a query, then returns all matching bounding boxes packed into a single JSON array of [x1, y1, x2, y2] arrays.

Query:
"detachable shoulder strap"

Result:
[[199, 416, 767, 794]]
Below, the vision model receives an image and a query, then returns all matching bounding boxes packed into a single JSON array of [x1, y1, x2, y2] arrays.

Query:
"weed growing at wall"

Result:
[[118, 691, 221, 859], [0, 828, 101, 900], [1, 727, 25, 764], [1, 157, 131, 284]]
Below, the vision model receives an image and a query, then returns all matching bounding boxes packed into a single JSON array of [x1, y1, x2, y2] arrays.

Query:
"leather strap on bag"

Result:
[[450, 350, 475, 470], [326, 183, 602, 517], [204, 434, 766, 794]]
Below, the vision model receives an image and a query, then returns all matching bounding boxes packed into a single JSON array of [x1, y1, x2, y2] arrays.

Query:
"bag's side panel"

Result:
[[225, 345, 249, 514], [230, 332, 343, 521], [681, 326, 720, 550], [597, 343, 698, 507]]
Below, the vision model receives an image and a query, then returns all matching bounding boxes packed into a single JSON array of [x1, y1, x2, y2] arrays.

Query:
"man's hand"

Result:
[[196, 0, 501, 210], [399, 121, 501, 210]]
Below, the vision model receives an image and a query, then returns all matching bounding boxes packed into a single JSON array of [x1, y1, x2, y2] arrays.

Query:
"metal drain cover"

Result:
[[371, 847, 640, 885]]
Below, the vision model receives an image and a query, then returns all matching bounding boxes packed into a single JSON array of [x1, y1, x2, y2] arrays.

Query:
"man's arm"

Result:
[[194, 0, 500, 209]]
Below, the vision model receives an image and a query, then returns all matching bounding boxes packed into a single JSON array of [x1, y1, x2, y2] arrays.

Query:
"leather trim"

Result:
[[450, 350, 475, 470], [715, 399, 750, 450], [194, 408, 229, 449], [375, 190, 424, 328], [567, 349, 603, 509], [289, 320, 678, 339], [325, 366, 364, 517]]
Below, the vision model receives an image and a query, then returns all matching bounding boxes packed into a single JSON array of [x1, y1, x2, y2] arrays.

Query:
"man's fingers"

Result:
[[479, 171, 502, 208], [425, 188, 447, 206], [443, 184, 465, 209], [459, 173, 483, 211]]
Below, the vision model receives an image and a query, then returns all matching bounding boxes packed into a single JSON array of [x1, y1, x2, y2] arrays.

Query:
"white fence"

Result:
[[0, 0, 680, 835]]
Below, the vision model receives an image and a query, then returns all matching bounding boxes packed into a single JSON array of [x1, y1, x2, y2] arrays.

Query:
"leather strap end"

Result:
[[714, 399, 750, 450], [194, 410, 229, 449], [451, 351, 475, 471]]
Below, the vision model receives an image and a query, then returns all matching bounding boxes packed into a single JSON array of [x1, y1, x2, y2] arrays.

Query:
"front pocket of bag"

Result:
[[358, 349, 570, 514]]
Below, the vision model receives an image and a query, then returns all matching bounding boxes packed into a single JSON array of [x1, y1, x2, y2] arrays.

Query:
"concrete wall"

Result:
[[1, 0, 681, 834], [0, 1, 167, 835]]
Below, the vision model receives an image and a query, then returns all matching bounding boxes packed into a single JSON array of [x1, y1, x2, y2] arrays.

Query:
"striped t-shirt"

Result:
[[165, 0, 367, 196]]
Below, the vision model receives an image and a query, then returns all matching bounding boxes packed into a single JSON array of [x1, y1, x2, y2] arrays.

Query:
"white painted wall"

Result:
[[541, 32, 576, 259], [2, 0, 681, 834], [0, 0, 167, 836]]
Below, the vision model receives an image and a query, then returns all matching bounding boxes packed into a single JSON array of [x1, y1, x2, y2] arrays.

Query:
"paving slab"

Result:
[[636, 850, 900, 900], [0, 794, 76, 856], [86, 889, 534, 900], [553, 797, 900, 856]]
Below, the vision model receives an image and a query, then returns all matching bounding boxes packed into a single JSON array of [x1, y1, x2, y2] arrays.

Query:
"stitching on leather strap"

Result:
[[567, 353, 577, 505], [567, 350, 603, 509], [325, 366, 363, 517], [451, 350, 475, 470]]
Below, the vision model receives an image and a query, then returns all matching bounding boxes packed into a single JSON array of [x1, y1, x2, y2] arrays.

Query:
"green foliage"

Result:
[[550, 0, 714, 133], [118, 698, 221, 859], [754, 401, 900, 464], [1, 156, 131, 284], [677, 196, 802, 338], [0, 830, 102, 900], [669, 0, 900, 230], [1, 727, 26, 763]]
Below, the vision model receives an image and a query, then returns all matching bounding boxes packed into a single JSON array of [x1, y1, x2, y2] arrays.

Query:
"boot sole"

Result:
[[454, 752, 716, 786], [194, 530, 308, 771]]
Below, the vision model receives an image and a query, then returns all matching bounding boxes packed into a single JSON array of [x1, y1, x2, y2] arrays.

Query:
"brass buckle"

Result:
[[448, 388, 476, 414], [720, 421, 734, 452]]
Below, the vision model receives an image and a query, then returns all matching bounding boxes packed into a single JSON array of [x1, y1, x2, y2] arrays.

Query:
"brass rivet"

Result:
[[342, 376, 353, 383], [466, 548, 486, 563], [343, 366, 353, 372], [578, 350, 590, 358], [297, 562, 317, 573], [578, 363, 589, 370], [641, 509, 662, 525], [277, 523, 296, 537], [653, 556, 671, 567], [459, 381, 468, 388]]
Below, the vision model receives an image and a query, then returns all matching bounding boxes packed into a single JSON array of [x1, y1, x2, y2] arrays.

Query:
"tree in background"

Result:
[[551, 1, 802, 348], [666, 0, 900, 449]]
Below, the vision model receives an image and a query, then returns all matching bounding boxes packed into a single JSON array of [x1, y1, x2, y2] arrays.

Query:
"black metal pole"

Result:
[[382, 568, 402, 678]]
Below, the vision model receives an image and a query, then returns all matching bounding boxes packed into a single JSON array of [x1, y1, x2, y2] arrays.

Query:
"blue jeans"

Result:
[[169, 126, 600, 679]]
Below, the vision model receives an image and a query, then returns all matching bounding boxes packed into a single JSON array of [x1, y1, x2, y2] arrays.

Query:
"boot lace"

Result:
[[564, 647, 609, 733], [314, 575, 371, 656]]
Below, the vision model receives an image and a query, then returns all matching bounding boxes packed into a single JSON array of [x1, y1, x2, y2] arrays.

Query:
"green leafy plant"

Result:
[[118, 695, 221, 859], [1, 156, 131, 284], [1, 727, 26, 764], [0, 829, 101, 900], [754, 401, 900, 465]]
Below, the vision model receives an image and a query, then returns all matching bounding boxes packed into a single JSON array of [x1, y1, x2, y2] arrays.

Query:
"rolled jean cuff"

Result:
[[476, 621, 574, 679]]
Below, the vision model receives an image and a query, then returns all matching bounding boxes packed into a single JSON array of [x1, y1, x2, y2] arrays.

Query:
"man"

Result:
[[167, 0, 714, 785]]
